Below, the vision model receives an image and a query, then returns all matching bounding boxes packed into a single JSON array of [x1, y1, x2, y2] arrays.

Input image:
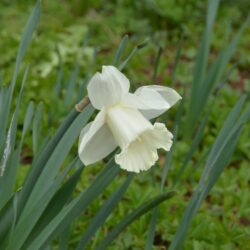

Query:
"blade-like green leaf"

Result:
[[0, 150, 19, 211], [76, 173, 134, 250], [7, 157, 78, 250], [196, 18, 249, 124], [0, 66, 29, 208], [187, 0, 219, 126], [8, 194, 18, 242], [186, 13, 249, 136], [77, 77, 89, 101], [64, 62, 80, 107], [118, 39, 149, 71], [0, 86, 7, 154], [32, 102, 43, 156], [171, 33, 183, 85], [169, 125, 243, 250], [113, 34, 129, 66], [54, 45, 63, 97], [146, 101, 182, 250], [161, 126, 178, 191], [174, 111, 209, 186], [0, 196, 15, 249], [25, 160, 120, 250], [0, 0, 40, 150], [18, 108, 76, 211], [169, 97, 248, 250], [145, 207, 158, 250], [152, 47, 163, 82], [58, 226, 70, 250], [10, 106, 93, 248], [206, 95, 246, 170], [23, 105, 92, 203], [21, 101, 34, 145], [238, 103, 250, 124], [95, 191, 175, 250], [202, 126, 243, 196], [22, 159, 83, 249], [17, 106, 91, 217]]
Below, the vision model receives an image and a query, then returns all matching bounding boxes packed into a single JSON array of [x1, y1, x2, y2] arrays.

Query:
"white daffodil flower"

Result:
[[78, 66, 181, 173]]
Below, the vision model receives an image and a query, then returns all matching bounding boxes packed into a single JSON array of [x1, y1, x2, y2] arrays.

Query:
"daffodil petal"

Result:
[[78, 109, 117, 165], [122, 87, 170, 120], [136, 85, 182, 108], [126, 85, 181, 119], [87, 66, 130, 110]]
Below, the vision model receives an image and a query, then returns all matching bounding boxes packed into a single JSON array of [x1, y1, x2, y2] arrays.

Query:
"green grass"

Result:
[[0, 1, 249, 249]]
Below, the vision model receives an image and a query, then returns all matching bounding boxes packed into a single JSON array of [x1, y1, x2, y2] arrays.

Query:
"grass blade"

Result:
[[0, 66, 29, 208], [76, 173, 134, 250], [146, 98, 183, 250], [32, 102, 43, 156], [58, 226, 70, 250], [25, 160, 121, 250], [0, 1, 40, 149], [174, 112, 209, 186], [21, 101, 34, 146], [24, 106, 93, 203], [197, 18, 249, 123], [54, 45, 63, 97], [169, 97, 248, 250], [0, 196, 16, 249], [22, 159, 83, 249], [145, 207, 158, 250], [152, 47, 163, 82], [113, 35, 129, 66], [118, 39, 149, 71], [169, 126, 243, 250], [95, 191, 175, 250], [188, 0, 219, 108], [171, 33, 183, 85], [7, 157, 77, 250], [186, 13, 249, 136], [64, 62, 80, 107], [17, 108, 80, 215]]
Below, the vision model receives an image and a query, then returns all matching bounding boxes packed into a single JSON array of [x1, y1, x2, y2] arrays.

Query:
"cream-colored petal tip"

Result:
[[115, 152, 155, 173], [153, 123, 173, 151]]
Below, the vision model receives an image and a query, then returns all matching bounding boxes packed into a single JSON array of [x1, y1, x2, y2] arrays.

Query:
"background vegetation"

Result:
[[0, 0, 249, 249]]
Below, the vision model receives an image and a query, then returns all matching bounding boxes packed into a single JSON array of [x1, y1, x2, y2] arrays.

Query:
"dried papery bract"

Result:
[[75, 96, 90, 113]]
